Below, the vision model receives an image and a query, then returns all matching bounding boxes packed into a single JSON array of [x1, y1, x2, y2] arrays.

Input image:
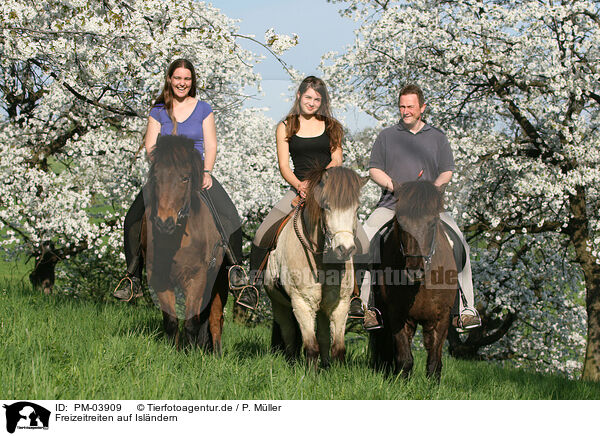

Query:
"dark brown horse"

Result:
[[369, 180, 457, 381], [141, 135, 228, 353]]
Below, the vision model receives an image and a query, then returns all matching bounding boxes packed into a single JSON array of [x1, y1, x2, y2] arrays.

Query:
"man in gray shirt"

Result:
[[353, 84, 481, 332]]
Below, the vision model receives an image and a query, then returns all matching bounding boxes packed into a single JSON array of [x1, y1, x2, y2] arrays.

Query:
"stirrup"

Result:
[[348, 296, 365, 319], [234, 285, 259, 311], [364, 307, 384, 332], [228, 264, 249, 291], [113, 276, 142, 302], [453, 307, 481, 333]]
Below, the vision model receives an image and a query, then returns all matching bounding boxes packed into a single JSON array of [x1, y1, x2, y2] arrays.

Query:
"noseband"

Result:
[[398, 220, 438, 271]]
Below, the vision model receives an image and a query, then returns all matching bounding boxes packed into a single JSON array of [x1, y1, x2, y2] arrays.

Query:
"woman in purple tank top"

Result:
[[114, 59, 242, 303]]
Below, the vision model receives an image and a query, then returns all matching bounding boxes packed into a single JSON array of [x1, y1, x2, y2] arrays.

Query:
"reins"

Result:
[[293, 200, 324, 255]]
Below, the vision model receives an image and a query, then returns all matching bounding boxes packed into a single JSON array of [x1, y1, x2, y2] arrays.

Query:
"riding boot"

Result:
[[229, 243, 267, 311], [113, 255, 143, 301], [250, 243, 270, 287]]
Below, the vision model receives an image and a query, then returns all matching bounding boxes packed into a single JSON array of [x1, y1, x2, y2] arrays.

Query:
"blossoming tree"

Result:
[[0, 1, 294, 288], [324, 0, 600, 380]]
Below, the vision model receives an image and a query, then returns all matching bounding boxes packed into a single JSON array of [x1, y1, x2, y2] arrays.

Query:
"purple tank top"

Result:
[[149, 100, 212, 155]]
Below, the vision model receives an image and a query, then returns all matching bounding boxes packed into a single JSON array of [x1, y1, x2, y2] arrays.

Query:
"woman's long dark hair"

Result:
[[283, 76, 343, 153], [153, 59, 198, 135]]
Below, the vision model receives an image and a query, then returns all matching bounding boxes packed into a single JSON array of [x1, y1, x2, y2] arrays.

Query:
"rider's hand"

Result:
[[202, 172, 213, 190], [297, 180, 309, 198]]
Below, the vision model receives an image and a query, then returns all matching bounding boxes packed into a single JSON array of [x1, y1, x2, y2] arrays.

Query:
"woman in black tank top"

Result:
[[276, 76, 344, 197], [249, 76, 344, 275], [288, 130, 333, 181]]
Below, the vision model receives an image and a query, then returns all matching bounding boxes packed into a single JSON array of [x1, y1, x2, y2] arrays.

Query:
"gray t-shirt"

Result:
[[369, 122, 455, 209]]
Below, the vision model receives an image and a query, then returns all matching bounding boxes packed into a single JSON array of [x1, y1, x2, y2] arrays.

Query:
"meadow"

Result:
[[1, 277, 599, 400]]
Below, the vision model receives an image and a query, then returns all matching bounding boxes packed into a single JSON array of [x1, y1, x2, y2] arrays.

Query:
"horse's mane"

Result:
[[394, 181, 443, 218], [304, 166, 363, 224], [145, 135, 204, 212]]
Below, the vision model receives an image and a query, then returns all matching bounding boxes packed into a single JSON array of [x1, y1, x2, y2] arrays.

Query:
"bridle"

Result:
[[398, 219, 438, 271], [293, 200, 355, 255]]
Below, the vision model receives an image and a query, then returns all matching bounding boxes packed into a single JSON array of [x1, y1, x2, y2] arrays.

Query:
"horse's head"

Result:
[[146, 135, 203, 235], [392, 180, 444, 282], [305, 167, 367, 261]]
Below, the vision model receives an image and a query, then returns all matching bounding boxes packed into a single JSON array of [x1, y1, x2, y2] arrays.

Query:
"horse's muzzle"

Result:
[[332, 242, 356, 261], [154, 215, 176, 235]]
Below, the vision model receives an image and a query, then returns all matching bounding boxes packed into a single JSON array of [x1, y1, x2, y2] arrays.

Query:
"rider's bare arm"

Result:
[[369, 167, 394, 191], [144, 116, 161, 159], [326, 147, 343, 168], [434, 171, 452, 187], [276, 122, 304, 192]]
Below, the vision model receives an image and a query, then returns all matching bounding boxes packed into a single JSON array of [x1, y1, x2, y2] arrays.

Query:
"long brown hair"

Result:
[[283, 76, 343, 153], [153, 59, 198, 135]]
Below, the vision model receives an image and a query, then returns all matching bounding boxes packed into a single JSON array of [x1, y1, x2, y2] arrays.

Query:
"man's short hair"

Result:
[[398, 84, 425, 107]]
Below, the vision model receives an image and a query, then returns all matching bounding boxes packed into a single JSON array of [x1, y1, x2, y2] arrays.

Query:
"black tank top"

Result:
[[288, 131, 332, 181]]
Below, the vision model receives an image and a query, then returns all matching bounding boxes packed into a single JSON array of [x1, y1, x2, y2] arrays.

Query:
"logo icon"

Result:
[[3, 402, 50, 434]]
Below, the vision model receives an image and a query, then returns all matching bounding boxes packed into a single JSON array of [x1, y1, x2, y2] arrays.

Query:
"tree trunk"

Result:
[[567, 186, 600, 381], [448, 310, 516, 359], [582, 270, 600, 381], [29, 242, 59, 295]]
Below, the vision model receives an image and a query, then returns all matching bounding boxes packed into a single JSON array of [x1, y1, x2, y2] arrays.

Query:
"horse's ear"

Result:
[[392, 180, 402, 199]]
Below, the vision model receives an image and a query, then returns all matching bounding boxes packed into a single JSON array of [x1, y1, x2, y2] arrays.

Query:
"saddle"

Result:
[[369, 218, 467, 272], [252, 196, 302, 280]]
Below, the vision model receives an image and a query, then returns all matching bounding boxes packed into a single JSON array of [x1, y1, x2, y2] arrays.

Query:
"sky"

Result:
[[208, 0, 376, 131]]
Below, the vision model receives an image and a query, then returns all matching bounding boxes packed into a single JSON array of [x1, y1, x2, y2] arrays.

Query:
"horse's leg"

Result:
[[271, 300, 301, 362], [393, 321, 416, 378], [329, 297, 351, 364], [271, 320, 285, 354], [183, 274, 210, 350], [162, 311, 180, 347], [207, 283, 226, 357], [291, 295, 319, 371], [423, 317, 450, 382], [156, 290, 180, 347], [316, 310, 331, 368]]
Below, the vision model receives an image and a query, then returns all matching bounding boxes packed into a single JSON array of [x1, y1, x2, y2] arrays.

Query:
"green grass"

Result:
[[1, 281, 599, 400]]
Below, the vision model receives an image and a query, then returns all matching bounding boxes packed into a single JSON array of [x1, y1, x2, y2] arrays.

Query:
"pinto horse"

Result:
[[264, 167, 366, 369], [141, 135, 228, 353], [369, 180, 457, 381]]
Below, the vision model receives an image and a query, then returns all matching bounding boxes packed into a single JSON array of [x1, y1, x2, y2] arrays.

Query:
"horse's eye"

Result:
[[182, 176, 190, 183]]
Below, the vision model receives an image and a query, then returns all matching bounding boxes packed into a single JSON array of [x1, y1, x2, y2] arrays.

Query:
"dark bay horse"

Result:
[[369, 180, 457, 381], [264, 167, 366, 369], [141, 135, 228, 353]]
